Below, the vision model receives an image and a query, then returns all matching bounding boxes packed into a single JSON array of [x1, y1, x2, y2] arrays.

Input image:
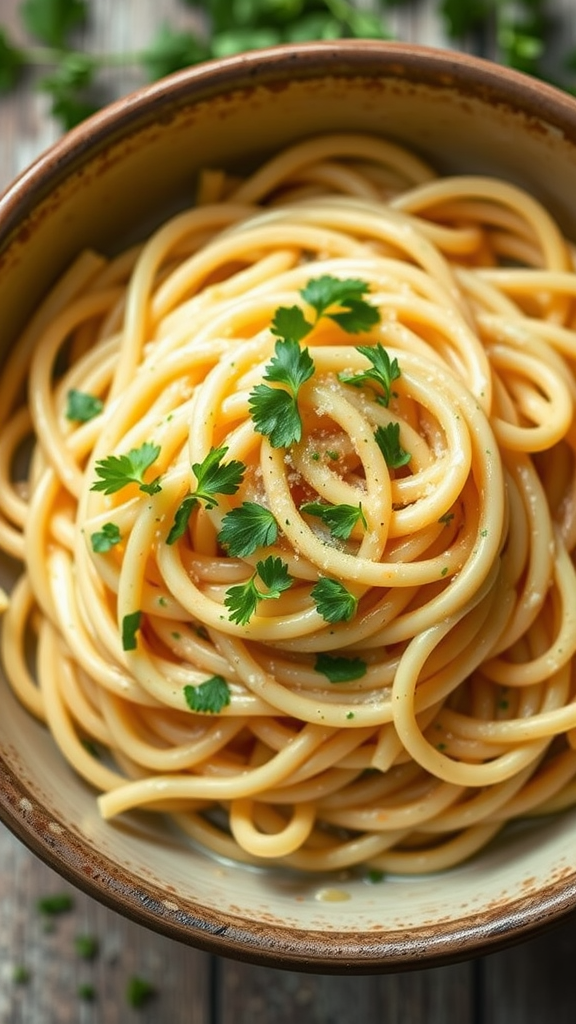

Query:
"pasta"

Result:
[[2, 131, 576, 875]]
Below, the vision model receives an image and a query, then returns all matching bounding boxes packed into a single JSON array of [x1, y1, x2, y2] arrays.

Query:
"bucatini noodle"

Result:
[[2, 132, 576, 875]]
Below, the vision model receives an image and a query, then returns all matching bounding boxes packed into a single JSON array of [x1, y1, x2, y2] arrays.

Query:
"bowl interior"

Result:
[[2, 41, 576, 970]]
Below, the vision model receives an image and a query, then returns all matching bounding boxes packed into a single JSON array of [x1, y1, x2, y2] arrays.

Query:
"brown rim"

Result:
[[3, 39, 576, 970], [3, 750, 576, 973]]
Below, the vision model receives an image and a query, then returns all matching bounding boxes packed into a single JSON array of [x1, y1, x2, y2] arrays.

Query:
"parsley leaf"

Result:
[[40, 52, 97, 130], [183, 675, 231, 714], [91, 442, 162, 496], [121, 611, 142, 651], [339, 343, 401, 406], [74, 935, 99, 961], [264, 336, 315, 392], [373, 422, 411, 469], [0, 30, 25, 92], [90, 522, 121, 553], [37, 893, 74, 916], [270, 305, 311, 344], [249, 383, 303, 448], [21, 0, 88, 48], [141, 23, 210, 80], [218, 502, 278, 557], [126, 976, 156, 1010], [191, 446, 246, 507], [301, 275, 380, 333], [311, 578, 358, 623], [300, 501, 366, 540], [315, 652, 367, 682], [65, 388, 103, 423], [166, 447, 245, 544], [224, 556, 293, 625], [249, 339, 314, 448]]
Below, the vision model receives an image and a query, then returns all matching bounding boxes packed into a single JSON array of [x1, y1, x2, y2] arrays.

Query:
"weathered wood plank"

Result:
[[217, 956, 475, 1024], [480, 915, 576, 1024], [0, 826, 211, 1024]]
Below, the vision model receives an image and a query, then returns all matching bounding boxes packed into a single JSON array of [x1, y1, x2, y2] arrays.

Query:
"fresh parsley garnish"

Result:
[[121, 610, 142, 651], [315, 652, 367, 682], [339, 343, 401, 406], [218, 502, 278, 557], [300, 275, 380, 334], [373, 422, 411, 469], [438, 511, 455, 525], [300, 500, 366, 540], [90, 522, 121, 553], [224, 556, 293, 625], [166, 446, 245, 544], [91, 442, 162, 496], [183, 675, 231, 714], [249, 339, 314, 448], [311, 578, 358, 623], [65, 388, 103, 422]]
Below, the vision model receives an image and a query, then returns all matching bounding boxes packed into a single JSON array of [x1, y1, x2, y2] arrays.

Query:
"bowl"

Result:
[[2, 40, 576, 973]]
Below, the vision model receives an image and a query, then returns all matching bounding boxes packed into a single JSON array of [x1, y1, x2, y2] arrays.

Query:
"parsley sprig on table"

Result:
[[0, 1, 568, 134], [0, 0, 390, 131]]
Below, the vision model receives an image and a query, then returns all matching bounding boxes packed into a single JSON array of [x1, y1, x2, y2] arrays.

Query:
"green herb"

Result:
[[373, 422, 411, 469], [126, 975, 156, 1009], [225, 556, 293, 625], [141, 23, 210, 80], [81, 738, 100, 758], [300, 275, 380, 334], [339, 343, 401, 406], [300, 500, 366, 540], [218, 502, 278, 557], [438, 512, 455, 525], [12, 964, 31, 984], [439, 0, 492, 39], [167, 446, 245, 544], [0, 29, 25, 91], [249, 338, 315, 448], [311, 578, 358, 623], [122, 610, 142, 651], [65, 388, 103, 423], [90, 521, 121, 553], [367, 868, 385, 883], [77, 982, 97, 1002], [91, 442, 162, 496], [74, 934, 99, 960], [315, 652, 367, 682], [346, 711, 355, 719], [37, 892, 74, 915], [326, 449, 340, 461], [22, 0, 87, 48], [183, 675, 231, 714]]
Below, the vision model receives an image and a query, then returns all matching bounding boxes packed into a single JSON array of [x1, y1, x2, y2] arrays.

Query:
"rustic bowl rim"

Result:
[[3, 39, 576, 972]]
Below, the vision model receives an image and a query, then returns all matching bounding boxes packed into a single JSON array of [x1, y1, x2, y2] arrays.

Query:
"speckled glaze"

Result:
[[2, 41, 576, 972]]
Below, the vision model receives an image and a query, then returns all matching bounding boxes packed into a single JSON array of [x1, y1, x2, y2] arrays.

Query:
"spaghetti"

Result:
[[2, 131, 576, 874]]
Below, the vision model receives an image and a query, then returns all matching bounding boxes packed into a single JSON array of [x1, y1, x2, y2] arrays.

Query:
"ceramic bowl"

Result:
[[2, 41, 576, 973]]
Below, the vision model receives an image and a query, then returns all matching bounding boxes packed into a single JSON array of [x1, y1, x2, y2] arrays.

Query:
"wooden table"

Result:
[[2, 1, 576, 1020]]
